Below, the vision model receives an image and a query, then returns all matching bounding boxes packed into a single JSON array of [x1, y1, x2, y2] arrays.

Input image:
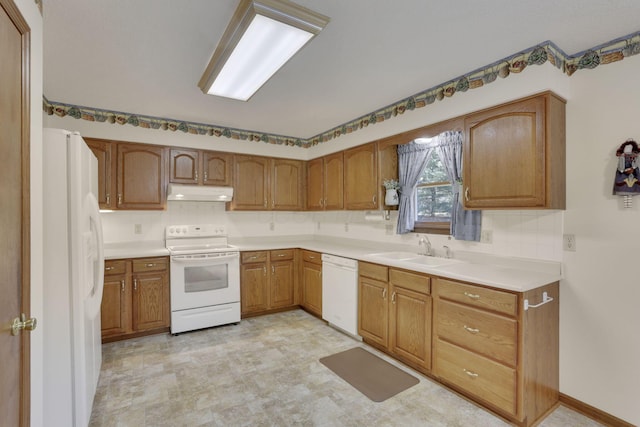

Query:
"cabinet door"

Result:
[[358, 276, 388, 347], [270, 259, 295, 309], [271, 159, 303, 210], [85, 138, 115, 209], [464, 95, 545, 208], [231, 155, 269, 210], [301, 262, 322, 316], [116, 143, 166, 209], [390, 284, 432, 370], [202, 151, 232, 186], [100, 274, 130, 337], [132, 272, 169, 331], [344, 143, 378, 209], [324, 152, 344, 210], [240, 262, 269, 314], [306, 157, 324, 210], [169, 148, 199, 184]]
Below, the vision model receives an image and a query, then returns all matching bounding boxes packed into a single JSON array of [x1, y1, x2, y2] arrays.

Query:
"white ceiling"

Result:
[[43, 0, 640, 140]]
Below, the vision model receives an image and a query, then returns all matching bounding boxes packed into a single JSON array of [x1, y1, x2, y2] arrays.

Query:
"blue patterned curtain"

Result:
[[436, 131, 481, 241], [396, 142, 433, 234]]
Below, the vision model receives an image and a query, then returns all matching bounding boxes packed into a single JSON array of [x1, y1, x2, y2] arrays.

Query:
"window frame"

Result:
[[414, 154, 452, 235]]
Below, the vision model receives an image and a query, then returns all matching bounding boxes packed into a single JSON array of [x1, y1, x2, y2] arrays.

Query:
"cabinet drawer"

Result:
[[241, 251, 268, 264], [104, 260, 127, 276], [435, 339, 516, 416], [435, 279, 517, 317], [270, 249, 294, 261], [436, 299, 517, 366], [359, 261, 388, 282], [132, 257, 168, 273], [301, 250, 321, 264], [389, 269, 430, 294]]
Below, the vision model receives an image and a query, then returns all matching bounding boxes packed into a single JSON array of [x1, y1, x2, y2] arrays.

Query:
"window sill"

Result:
[[413, 222, 450, 235]]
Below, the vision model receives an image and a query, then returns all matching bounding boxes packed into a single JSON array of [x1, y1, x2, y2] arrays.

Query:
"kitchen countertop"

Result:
[[103, 236, 562, 292]]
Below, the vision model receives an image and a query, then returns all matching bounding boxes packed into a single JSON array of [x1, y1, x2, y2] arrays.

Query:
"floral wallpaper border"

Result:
[[44, 30, 640, 149]]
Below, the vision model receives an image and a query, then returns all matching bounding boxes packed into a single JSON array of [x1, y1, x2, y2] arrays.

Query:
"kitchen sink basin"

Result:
[[367, 251, 421, 260], [403, 256, 461, 267]]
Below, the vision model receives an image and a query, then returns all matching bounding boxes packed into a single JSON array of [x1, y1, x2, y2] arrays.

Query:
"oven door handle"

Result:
[[171, 253, 239, 263]]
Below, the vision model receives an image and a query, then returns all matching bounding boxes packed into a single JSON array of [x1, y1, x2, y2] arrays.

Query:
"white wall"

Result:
[[14, 0, 44, 425], [562, 53, 640, 425]]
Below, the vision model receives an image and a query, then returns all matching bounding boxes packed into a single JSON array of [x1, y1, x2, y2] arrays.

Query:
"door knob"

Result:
[[11, 313, 37, 336]]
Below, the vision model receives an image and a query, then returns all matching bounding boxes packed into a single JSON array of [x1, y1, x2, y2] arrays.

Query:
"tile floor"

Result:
[[90, 310, 604, 427]]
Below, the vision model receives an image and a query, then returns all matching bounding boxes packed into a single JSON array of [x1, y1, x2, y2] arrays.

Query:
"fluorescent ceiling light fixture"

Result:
[[198, 0, 329, 101]]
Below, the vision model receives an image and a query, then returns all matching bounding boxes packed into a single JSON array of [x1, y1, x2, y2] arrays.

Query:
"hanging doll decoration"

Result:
[[613, 139, 640, 208]]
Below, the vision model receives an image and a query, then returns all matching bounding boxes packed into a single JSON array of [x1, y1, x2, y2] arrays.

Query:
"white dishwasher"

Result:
[[322, 254, 360, 337]]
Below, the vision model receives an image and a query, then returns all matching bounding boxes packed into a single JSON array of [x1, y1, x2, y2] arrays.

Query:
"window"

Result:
[[414, 151, 453, 234]]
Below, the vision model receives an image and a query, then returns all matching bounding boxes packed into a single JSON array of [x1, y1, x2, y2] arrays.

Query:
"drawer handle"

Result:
[[382, 288, 387, 299], [463, 325, 480, 334], [145, 263, 155, 267], [121, 280, 125, 292], [133, 278, 138, 291], [463, 368, 479, 378], [277, 254, 285, 257], [105, 266, 114, 271], [391, 291, 396, 303], [464, 292, 480, 300]]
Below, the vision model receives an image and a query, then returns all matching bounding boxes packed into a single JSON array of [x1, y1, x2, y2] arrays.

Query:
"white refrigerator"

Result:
[[43, 128, 105, 427]]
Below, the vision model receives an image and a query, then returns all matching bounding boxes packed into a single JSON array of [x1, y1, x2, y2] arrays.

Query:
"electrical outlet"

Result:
[[563, 234, 576, 251], [480, 229, 493, 244], [269, 222, 274, 231], [344, 223, 349, 232], [134, 224, 142, 234]]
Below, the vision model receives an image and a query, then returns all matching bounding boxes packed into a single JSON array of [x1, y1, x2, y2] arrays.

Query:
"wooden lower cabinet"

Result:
[[358, 262, 432, 371], [433, 278, 559, 426], [100, 257, 170, 342], [240, 249, 297, 316], [300, 250, 322, 317]]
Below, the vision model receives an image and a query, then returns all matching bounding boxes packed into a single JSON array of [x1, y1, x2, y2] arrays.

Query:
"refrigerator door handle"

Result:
[[84, 192, 105, 319]]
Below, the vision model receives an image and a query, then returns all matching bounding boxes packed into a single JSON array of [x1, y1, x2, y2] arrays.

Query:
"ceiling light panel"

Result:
[[199, 0, 329, 101]]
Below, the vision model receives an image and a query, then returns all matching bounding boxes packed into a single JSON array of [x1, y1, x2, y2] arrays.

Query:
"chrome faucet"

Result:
[[418, 235, 432, 256], [443, 245, 452, 259]]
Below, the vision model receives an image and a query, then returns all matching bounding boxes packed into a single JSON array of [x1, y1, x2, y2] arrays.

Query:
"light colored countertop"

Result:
[[103, 236, 562, 292]]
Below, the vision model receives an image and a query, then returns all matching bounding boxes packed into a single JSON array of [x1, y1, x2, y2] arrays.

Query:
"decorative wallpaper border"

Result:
[[44, 30, 640, 148]]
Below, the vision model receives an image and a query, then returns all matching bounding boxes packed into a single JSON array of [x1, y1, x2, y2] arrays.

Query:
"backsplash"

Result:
[[100, 203, 563, 261]]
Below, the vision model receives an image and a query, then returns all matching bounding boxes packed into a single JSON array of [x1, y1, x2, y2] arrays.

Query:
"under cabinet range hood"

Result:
[[167, 184, 233, 202]]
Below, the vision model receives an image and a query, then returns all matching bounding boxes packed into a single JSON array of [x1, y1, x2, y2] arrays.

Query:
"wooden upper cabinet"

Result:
[[271, 158, 303, 210], [307, 152, 344, 210], [169, 148, 199, 184], [169, 148, 232, 186], [344, 143, 378, 210], [463, 92, 566, 209], [202, 151, 232, 186], [230, 154, 269, 210], [116, 143, 166, 210], [85, 138, 116, 209]]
